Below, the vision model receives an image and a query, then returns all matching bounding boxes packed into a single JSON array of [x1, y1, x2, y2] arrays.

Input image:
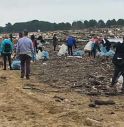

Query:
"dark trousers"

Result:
[[91, 49, 96, 58], [2, 53, 12, 70], [53, 45, 56, 51], [68, 46, 73, 56], [91, 44, 100, 58], [19, 54, 31, 78], [111, 66, 124, 88]]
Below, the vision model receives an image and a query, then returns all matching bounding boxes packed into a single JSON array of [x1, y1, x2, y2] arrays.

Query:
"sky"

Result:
[[0, 0, 124, 26]]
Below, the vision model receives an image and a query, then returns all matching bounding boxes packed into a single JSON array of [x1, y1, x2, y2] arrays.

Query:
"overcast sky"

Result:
[[0, 0, 123, 26]]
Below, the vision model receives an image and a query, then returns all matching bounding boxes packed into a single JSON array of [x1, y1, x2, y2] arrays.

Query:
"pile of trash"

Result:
[[32, 53, 115, 96], [97, 46, 115, 57], [36, 50, 49, 60], [57, 44, 84, 57]]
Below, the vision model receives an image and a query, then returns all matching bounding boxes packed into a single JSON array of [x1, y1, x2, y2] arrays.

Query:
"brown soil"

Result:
[[0, 44, 124, 127]]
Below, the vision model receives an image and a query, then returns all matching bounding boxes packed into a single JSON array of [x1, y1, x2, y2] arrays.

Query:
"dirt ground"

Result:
[[0, 44, 124, 127]]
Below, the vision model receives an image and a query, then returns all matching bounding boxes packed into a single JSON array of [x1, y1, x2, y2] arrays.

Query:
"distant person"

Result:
[[66, 35, 77, 56], [102, 37, 111, 52], [9, 33, 13, 43], [16, 30, 34, 79], [19, 32, 23, 39], [0, 36, 3, 55], [91, 37, 101, 58], [13, 32, 23, 57], [52, 34, 58, 51], [111, 37, 124, 92], [37, 35, 45, 48], [31, 34, 37, 62], [1, 35, 13, 70]]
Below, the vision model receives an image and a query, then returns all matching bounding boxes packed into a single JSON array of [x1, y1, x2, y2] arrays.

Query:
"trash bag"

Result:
[[100, 46, 107, 53], [42, 51, 49, 60], [36, 50, 49, 60], [45, 42, 50, 45], [118, 75, 123, 84], [96, 51, 105, 57], [97, 50, 115, 57], [57, 44, 68, 56], [11, 59, 21, 70], [105, 50, 115, 57], [36, 50, 42, 60], [73, 50, 84, 56], [84, 41, 93, 51]]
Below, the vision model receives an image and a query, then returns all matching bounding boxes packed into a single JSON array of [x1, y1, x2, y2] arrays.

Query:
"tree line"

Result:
[[0, 19, 124, 33]]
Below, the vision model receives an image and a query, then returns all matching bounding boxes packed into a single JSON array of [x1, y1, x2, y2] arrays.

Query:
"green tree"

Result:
[[5, 22, 13, 32], [97, 20, 105, 28], [117, 19, 124, 26], [84, 20, 89, 28], [111, 19, 117, 26], [106, 20, 112, 28], [88, 20, 97, 27]]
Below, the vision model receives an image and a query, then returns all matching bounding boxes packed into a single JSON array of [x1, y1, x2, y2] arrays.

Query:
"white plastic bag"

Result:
[[36, 50, 49, 60], [36, 50, 42, 60], [118, 75, 123, 84], [57, 44, 67, 56], [84, 41, 93, 51]]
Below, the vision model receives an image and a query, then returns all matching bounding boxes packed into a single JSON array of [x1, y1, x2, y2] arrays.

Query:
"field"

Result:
[[0, 43, 124, 127]]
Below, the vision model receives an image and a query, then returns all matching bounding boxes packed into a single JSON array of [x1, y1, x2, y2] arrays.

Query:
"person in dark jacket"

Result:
[[53, 34, 58, 51], [111, 37, 124, 92], [66, 36, 77, 56], [101, 37, 111, 52], [19, 32, 23, 39]]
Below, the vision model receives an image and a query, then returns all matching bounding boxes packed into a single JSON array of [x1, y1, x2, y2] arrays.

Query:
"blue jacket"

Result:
[[67, 36, 76, 47], [1, 39, 13, 54]]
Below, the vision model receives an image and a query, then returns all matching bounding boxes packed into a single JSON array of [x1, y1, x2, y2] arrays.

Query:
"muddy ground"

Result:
[[0, 43, 124, 127]]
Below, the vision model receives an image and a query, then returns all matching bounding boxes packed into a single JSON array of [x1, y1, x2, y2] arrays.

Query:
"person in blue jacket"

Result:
[[0, 36, 3, 55], [66, 35, 77, 56], [1, 35, 13, 70]]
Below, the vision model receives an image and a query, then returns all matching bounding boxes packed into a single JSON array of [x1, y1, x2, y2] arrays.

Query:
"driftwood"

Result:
[[94, 99, 115, 105]]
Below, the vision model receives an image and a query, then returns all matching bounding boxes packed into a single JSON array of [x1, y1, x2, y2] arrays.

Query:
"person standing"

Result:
[[31, 34, 37, 62], [0, 36, 3, 55], [91, 37, 101, 58], [53, 34, 58, 51], [66, 35, 77, 56], [111, 37, 124, 92], [102, 37, 111, 52], [16, 30, 34, 79], [19, 32, 23, 39], [1, 35, 13, 70]]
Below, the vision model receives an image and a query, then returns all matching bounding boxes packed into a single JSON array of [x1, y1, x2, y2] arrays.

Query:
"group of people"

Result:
[[0, 31, 34, 79], [0, 31, 47, 79], [84, 36, 112, 58], [0, 31, 124, 92]]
